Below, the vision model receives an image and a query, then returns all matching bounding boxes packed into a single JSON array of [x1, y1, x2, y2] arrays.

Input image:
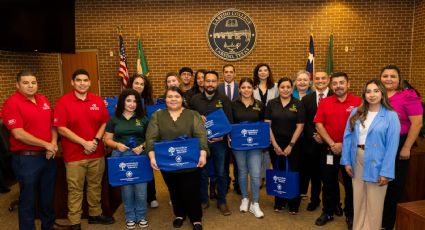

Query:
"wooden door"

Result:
[[61, 51, 100, 95]]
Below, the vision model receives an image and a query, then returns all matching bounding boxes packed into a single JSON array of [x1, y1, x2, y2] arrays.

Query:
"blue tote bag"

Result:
[[204, 109, 232, 139], [230, 121, 270, 150], [146, 100, 166, 120], [154, 137, 200, 171], [266, 157, 299, 199], [107, 154, 153, 187], [104, 96, 118, 117]]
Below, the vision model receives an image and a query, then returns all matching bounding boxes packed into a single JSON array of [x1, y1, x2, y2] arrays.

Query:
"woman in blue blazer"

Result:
[[341, 79, 400, 230]]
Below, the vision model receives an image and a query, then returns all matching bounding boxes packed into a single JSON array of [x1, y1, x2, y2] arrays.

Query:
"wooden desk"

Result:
[[401, 137, 425, 202], [396, 200, 425, 230], [53, 155, 122, 218]]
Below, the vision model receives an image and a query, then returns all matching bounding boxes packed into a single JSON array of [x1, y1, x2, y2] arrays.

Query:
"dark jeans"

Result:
[[161, 169, 202, 223], [321, 150, 353, 217], [299, 138, 323, 204], [225, 146, 238, 191], [269, 147, 301, 211], [147, 177, 157, 203], [200, 141, 228, 205], [12, 154, 57, 230], [382, 135, 409, 230]]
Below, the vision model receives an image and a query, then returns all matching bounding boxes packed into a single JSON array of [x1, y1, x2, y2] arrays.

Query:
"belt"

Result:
[[357, 145, 365, 150], [14, 150, 46, 156]]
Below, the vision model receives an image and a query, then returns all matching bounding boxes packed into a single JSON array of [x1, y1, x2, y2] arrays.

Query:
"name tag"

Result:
[[326, 154, 333, 165]]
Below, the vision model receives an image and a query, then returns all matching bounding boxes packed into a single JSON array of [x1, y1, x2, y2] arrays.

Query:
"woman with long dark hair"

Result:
[[127, 74, 158, 208], [253, 63, 279, 189], [341, 79, 400, 230], [104, 89, 150, 229], [128, 74, 154, 106], [380, 65, 423, 230]]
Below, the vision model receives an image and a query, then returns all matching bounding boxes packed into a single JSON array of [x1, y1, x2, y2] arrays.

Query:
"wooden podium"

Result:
[[401, 137, 425, 202], [396, 200, 425, 230]]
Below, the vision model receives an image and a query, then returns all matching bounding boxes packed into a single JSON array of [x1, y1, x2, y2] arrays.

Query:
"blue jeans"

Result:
[[233, 149, 262, 203], [12, 154, 56, 230], [112, 150, 148, 222], [200, 141, 227, 204]]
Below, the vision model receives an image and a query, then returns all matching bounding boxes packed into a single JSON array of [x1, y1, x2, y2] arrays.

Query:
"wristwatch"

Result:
[[288, 142, 295, 147], [93, 137, 100, 144]]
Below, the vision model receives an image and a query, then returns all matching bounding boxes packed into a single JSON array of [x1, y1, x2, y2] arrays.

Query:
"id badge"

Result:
[[326, 154, 333, 165]]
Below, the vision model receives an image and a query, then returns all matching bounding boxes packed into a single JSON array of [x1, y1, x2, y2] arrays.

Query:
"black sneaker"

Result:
[[172, 217, 185, 228], [315, 212, 334, 226], [88, 215, 115, 225], [193, 223, 203, 230]]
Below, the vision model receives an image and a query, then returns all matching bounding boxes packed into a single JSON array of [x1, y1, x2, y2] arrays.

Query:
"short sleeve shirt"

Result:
[[2, 91, 53, 151], [231, 99, 264, 123], [105, 115, 149, 146], [388, 89, 423, 135], [314, 93, 361, 143], [53, 91, 109, 162], [265, 97, 305, 143]]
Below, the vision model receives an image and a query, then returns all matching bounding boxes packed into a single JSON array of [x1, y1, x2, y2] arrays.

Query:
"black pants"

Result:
[[321, 150, 353, 217], [161, 169, 202, 223], [146, 177, 157, 203], [382, 135, 409, 230], [269, 145, 301, 211], [299, 138, 323, 204], [225, 146, 238, 192]]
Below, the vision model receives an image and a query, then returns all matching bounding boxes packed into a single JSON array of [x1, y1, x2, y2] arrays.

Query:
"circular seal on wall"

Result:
[[207, 9, 257, 61]]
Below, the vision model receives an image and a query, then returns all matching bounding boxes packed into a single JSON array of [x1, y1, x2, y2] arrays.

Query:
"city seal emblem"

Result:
[[207, 9, 257, 61]]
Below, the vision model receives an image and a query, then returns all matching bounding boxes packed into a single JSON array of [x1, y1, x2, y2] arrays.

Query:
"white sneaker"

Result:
[[249, 202, 264, 218], [150, 200, 159, 208], [126, 221, 136, 229], [138, 219, 149, 228], [240, 198, 249, 212]]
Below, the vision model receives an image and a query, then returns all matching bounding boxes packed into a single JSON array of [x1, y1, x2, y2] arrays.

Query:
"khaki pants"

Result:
[[352, 148, 387, 230], [65, 158, 105, 225]]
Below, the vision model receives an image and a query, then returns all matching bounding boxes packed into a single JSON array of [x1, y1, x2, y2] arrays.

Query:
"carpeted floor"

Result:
[[0, 169, 347, 230]]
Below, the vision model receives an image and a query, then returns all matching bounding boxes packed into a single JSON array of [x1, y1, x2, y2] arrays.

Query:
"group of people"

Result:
[[1, 63, 422, 230]]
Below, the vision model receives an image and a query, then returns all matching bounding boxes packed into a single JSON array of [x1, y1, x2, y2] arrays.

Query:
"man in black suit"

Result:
[[300, 71, 331, 211], [218, 64, 239, 101], [217, 64, 241, 195]]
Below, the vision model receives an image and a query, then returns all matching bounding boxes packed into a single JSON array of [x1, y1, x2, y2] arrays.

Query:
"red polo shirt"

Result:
[[314, 93, 361, 143], [53, 91, 109, 162], [2, 91, 53, 151]]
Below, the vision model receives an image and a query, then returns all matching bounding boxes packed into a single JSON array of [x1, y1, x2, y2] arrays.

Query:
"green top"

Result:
[[145, 108, 208, 155], [105, 114, 149, 147]]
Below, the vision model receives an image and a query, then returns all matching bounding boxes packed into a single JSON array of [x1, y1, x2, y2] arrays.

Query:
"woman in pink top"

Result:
[[380, 64, 423, 230]]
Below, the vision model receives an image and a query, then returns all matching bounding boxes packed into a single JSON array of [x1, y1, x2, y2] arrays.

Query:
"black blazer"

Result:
[[301, 90, 333, 140]]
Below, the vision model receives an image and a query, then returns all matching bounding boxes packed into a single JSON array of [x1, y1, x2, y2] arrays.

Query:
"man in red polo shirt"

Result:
[[314, 72, 361, 229], [54, 69, 113, 230], [2, 70, 67, 230]]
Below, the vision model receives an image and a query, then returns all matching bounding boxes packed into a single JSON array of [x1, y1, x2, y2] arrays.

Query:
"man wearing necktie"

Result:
[[300, 71, 332, 213], [217, 64, 240, 196]]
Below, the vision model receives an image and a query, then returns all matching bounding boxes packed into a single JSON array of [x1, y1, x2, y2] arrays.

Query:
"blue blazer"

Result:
[[340, 106, 400, 182], [218, 82, 239, 101]]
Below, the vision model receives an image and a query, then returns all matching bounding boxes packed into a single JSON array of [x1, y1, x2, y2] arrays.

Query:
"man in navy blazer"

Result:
[[217, 64, 240, 195], [218, 64, 239, 101]]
